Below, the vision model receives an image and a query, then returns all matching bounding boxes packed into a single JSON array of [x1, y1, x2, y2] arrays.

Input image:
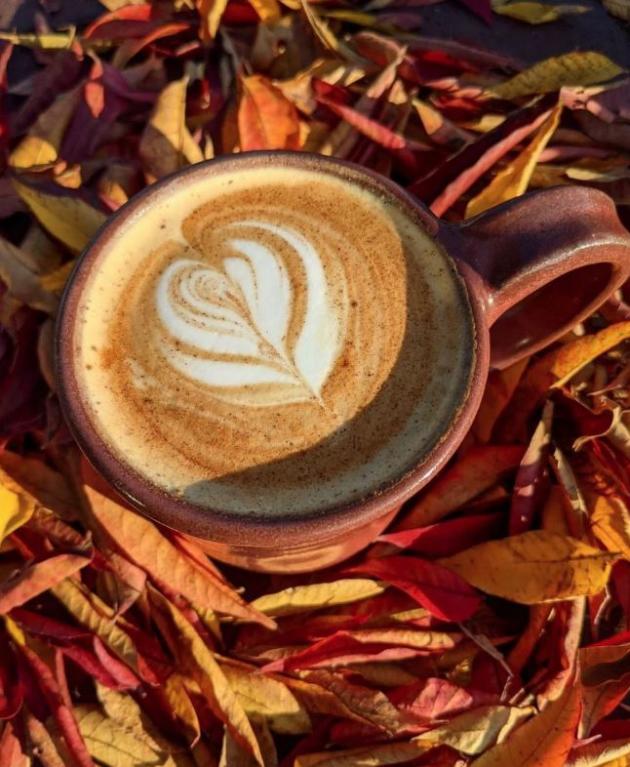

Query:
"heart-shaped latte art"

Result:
[[155, 221, 347, 407]]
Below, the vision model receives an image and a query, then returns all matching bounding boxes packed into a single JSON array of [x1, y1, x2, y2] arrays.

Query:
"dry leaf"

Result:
[[398, 445, 525, 529], [251, 579, 385, 617], [13, 180, 106, 254], [139, 77, 203, 182], [0, 554, 90, 614], [150, 588, 264, 765], [0, 483, 35, 546], [490, 52, 623, 101], [85, 486, 273, 627], [493, 1, 588, 24], [440, 531, 616, 603], [466, 100, 562, 216], [238, 74, 301, 151], [473, 681, 581, 766]]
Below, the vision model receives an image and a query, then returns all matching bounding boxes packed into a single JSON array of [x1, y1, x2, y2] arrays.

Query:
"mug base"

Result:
[[184, 505, 401, 573]]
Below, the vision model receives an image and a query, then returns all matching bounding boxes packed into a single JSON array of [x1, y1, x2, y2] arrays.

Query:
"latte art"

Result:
[[155, 221, 346, 406], [73, 164, 474, 518]]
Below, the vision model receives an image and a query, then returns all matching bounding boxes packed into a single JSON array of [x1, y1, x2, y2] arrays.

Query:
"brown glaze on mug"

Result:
[[56, 152, 630, 572]]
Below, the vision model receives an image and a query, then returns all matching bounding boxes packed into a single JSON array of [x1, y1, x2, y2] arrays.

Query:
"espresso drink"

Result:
[[72, 162, 474, 517]]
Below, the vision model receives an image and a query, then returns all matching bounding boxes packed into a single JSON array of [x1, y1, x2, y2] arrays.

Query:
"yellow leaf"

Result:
[[150, 589, 264, 766], [251, 579, 385, 617], [74, 704, 179, 767], [0, 451, 78, 519], [466, 101, 562, 217], [51, 578, 143, 675], [493, 1, 589, 24], [139, 78, 203, 182], [603, 0, 630, 19], [0, 30, 77, 49], [566, 739, 630, 766], [589, 493, 630, 559], [163, 674, 201, 746], [24, 710, 65, 767], [219, 659, 311, 734], [197, 0, 230, 40], [249, 0, 281, 22], [0, 483, 35, 546], [440, 531, 616, 603], [472, 682, 582, 766], [490, 52, 624, 101], [9, 88, 79, 170], [416, 705, 534, 755], [297, 0, 362, 63], [13, 180, 106, 254], [295, 741, 433, 767]]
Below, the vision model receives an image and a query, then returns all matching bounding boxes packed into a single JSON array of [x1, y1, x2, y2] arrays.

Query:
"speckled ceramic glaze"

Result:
[[56, 152, 630, 572]]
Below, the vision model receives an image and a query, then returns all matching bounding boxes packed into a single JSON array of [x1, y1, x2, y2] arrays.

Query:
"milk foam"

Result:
[[74, 165, 475, 518], [155, 220, 345, 405]]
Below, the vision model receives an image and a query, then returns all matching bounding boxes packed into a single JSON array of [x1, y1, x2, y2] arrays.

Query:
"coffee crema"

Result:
[[73, 164, 475, 517]]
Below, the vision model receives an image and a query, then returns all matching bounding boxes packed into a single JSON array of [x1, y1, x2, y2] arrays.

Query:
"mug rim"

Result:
[[55, 151, 488, 548]]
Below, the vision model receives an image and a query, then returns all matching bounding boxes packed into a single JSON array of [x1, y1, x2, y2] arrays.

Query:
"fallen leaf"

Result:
[[251, 579, 385, 617], [219, 658, 311, 734], [139, 77, 203, 182], [150, 588, 264, 765], [440, 531, 616, 603], [294, 741, 433, 767], [12, 180, 106, 254], [471, 680, 581, 766], [0, 482, 35, 546], [490, 52, 623, 101], [0, 554, 90, 614], [589, 493, 630, 559], [417, 704, 534, 754], [580, 640, 630, 736], [348, 556, 481, 621], [397, 445, 525, 529], [466, 100, 562, 216], [238, 74, 301, 151], [0, 720, 30, 767], [493, 1, 589, 24], [508, 402, 554, 535], [84, 485, 274, 627], [566, 738, 630, 766], [197, 0, 230, 40], [0, 235, 59, 314]]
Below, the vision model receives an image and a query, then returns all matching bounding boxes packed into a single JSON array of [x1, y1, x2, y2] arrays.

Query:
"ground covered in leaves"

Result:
[[1, 0, 630, 765]]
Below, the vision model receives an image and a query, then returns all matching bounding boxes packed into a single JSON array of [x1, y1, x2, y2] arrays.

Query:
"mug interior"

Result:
[[55, 152, 487, 548]]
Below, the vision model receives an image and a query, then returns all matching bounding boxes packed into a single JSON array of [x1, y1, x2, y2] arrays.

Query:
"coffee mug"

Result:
[[56, 152, 630, 572]]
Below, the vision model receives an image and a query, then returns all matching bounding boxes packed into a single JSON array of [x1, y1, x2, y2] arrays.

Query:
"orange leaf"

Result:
[[0, 554, 90, 614], [84, 485, 274, 628], [397, 445, 525, 529], [238, 74, 301, 151]]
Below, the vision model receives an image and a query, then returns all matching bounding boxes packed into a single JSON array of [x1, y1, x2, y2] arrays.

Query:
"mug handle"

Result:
[[441, 186, 630, 369]]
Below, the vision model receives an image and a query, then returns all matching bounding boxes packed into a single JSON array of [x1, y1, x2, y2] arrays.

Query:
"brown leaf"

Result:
[[0, 235, 59, 315], [440, 531, 616, 603], [238, 75, 301, 151]]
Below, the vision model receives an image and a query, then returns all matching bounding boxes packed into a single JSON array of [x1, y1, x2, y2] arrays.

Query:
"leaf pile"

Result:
[[1, 0, 630, 765]]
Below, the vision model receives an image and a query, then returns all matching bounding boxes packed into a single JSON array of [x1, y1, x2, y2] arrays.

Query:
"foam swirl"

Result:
[[155, 221, 346, 406]]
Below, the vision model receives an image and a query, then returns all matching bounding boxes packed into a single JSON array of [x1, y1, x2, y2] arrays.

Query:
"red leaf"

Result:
[[17, 644, 94, 767], [83, 5, 160, 40], [409, 95, 555, 214], [10, 608, 91, 642], [377, 512, 504, 556], [0, 721, 28, 767], [389, 677, 493, 723], [347, 557, 481, 621]]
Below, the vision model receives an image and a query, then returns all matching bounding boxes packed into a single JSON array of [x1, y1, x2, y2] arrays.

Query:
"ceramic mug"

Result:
[[56, 152, 630, 572]]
